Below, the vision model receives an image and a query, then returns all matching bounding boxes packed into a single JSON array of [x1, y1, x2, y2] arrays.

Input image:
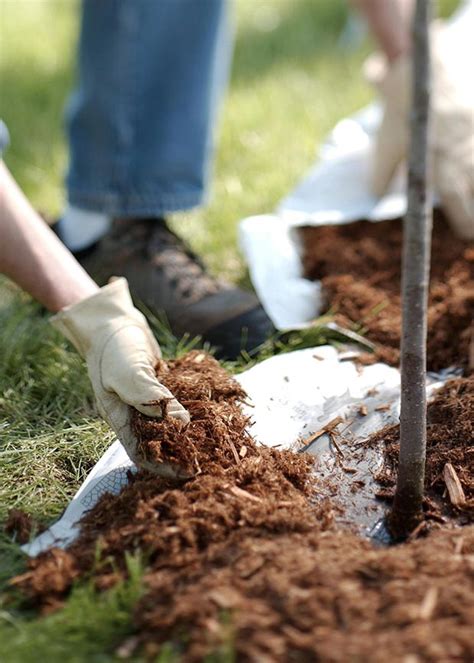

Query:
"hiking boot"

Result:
[[56, 217, 274, 359]]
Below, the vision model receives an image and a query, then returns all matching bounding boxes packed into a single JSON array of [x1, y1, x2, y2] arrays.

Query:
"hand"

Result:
[[51, 278, 190, 470], [366, 22, 474, 240]]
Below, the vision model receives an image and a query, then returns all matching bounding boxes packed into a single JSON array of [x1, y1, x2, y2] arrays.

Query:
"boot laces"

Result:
[[136, 219, 222, 304]]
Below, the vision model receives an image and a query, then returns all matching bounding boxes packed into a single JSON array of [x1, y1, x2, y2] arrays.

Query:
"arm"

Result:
[[0, 159, 190, 470], [353, 0, 473, 239], [0, 160, 98, 311], [352, 0, 414, 62]]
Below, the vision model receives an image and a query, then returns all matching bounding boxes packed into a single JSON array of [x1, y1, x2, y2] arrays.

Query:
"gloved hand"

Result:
[[51, 277, 190, 472], [366, 22, 474, 240]]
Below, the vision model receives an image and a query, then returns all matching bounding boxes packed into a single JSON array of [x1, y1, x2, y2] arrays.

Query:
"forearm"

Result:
[[352, 0, 414, 61], [0, 161, 98, 311]]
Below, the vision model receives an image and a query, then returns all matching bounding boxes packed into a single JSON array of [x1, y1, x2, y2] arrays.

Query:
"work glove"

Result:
[[366, 21, 474, 240], [51, 277, 190, 472]]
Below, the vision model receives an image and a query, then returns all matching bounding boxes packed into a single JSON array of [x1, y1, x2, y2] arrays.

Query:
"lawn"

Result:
[[0, 1, 459, 661]]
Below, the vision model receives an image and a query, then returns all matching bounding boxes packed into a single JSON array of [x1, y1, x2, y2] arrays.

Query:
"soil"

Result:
[[298, 210, 474, 372], [9, 354, 474, 662]]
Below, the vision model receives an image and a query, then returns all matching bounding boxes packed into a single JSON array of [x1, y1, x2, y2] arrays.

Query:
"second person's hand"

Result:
[[366, 21, 474, 240]]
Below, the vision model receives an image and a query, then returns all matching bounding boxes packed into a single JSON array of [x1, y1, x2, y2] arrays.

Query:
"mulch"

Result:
[[8, 353, 474, 662], [371, 377, 473, 525], [299, 210, 474, 371], [4, 509, 34, 545]]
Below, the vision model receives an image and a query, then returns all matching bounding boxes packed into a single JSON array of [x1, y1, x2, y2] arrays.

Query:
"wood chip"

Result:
[[341, 466, 357, 474], [418, 586, 438, 621], [300, 428, 326, 447], [407, 520, 428, 540], [325, 416, 344, 430], [469, 324, 474, 371], [443, 463, 466, 507], [375, 404, 391, 412], [236, 555, 265, 578], [300, 416, 344, 447], [453, 536, 464, 556], [115, 636, 139, 659], [358, 404, 368, 416], [329, 432, 345, 457], [239, 445, 248, 458], [228, 439, 241, 465], [208, 587, 240, 608], [229, 486, 262, 503]]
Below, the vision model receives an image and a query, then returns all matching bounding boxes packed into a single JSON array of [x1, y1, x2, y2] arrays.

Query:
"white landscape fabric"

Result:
[[24, 347, 403, 557], [238, 103, 406, 330]]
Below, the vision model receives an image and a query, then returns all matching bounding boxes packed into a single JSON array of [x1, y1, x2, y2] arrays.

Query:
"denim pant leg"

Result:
[[66, 0, 231, 217], [0, 119, 9, 157]]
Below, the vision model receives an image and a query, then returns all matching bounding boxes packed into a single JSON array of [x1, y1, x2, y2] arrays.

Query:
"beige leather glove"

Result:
[[51, 278, 190, 471], [366, 23, 474, 240]]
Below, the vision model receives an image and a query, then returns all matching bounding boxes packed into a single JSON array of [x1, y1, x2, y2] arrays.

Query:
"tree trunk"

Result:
[[389, 0, 433, 540]]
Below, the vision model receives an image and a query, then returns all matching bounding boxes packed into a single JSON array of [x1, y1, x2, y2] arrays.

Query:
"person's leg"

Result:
[[58, 0, 274, 359], [352, 0, 414, 62], [66, 0, 231, 217]]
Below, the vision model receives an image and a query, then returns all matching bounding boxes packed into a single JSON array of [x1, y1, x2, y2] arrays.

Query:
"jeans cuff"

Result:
[[67, 187, 205, 217]]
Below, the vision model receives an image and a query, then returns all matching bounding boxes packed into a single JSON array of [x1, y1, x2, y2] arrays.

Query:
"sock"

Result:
[[60, 205, 111, 252]]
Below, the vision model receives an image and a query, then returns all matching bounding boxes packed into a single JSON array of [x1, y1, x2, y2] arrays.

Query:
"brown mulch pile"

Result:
[[4, 509, 34, 545], [9, 354, 474, 662], [373, 377, 474, 523], [299, 210, 474, 371]]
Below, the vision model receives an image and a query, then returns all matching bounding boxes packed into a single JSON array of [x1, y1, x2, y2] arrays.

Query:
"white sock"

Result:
[[60, 205, 111, 251]]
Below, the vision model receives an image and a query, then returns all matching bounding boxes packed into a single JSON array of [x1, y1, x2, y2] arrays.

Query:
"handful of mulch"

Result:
[[132, 351, 253, 477]]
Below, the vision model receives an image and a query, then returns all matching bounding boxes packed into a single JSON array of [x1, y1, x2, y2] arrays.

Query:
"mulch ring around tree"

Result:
[[369, 376, 473, 527], [298, 209, 474, 372], [8, 353, 474, 662]]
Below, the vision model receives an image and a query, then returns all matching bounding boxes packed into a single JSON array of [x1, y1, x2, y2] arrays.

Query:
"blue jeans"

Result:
[[66, 0, 231, 217], [0, 119, 9, 157]]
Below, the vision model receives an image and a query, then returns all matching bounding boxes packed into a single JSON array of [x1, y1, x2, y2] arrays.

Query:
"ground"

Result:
[[0, 1, 460, 661]]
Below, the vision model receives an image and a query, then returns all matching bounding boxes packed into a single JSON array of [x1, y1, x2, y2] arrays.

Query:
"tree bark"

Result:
[[389, 0, 433, 540]]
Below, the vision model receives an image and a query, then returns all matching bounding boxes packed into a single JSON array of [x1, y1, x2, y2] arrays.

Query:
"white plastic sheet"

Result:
[[24, 347, 403, 556], [238, 103, 406, 330]]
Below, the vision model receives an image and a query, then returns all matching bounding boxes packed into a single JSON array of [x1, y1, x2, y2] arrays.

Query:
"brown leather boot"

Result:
[[60, 217, 274, 359]]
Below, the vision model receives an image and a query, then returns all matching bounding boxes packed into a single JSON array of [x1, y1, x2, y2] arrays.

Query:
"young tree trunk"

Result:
[[389, 0, 433, 540]]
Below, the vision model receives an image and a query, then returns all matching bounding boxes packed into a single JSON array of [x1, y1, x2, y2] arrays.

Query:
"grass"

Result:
[[1, 554, 147, 663], [0, 0, 460, 660]]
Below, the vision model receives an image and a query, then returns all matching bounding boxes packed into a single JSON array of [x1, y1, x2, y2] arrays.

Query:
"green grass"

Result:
[[1, 554, 148, 663], [0, 0, 460, 660]]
